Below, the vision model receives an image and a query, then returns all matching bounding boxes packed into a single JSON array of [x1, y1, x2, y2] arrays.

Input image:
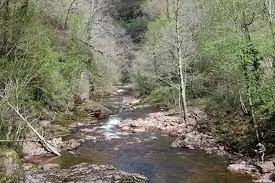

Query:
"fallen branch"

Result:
[[0, 139, 40, 142], [2, 99, 61, 156], [52, 133, 81, 138]]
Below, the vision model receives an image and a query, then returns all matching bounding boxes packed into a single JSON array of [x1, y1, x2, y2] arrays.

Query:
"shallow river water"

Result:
[[41, 90, 254, 183], [53, 111, 253, 183]]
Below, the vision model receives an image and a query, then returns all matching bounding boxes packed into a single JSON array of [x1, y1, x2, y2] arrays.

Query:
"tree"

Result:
[[0, 0, 124, 147], [175, 0, 188, 120], [199, 0, 275, 151], [133, 0, 199, 120]]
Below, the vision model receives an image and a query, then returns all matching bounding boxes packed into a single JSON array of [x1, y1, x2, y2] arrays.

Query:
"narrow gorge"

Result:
[[0, 0, 274, 183]]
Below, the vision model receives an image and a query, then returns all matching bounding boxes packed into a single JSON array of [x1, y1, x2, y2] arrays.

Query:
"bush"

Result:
[[144, 86, 179, 109]]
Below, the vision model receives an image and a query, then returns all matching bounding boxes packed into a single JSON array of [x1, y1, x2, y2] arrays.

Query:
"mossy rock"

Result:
[[0, 149, 23, 183], [77, 102, 111, 119]]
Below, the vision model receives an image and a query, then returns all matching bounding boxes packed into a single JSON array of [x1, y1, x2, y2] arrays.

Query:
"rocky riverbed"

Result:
[[117, 110, 275, 182], [117, 108, 229, 154], [23, 163, 148, 183], [113, 93, 275, 182], [13, 87, 273, 183]]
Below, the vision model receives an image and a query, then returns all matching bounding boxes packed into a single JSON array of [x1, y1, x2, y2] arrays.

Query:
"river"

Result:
[[40, 88, 253, 183]]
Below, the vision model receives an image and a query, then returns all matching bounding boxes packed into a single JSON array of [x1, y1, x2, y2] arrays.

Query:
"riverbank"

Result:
[[13, 88, 150, 182], [117, 106, 233, 158]]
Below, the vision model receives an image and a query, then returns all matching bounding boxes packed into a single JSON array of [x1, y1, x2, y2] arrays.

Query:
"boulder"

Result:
[[76, 122, 84, 127], [130, 122, 139, 128], [132, 127, 146, 133], [42, 164, 60, 171], [0, 149, 23, 182], [23, 138, 62, 158], [80, 102, 111, 119], [177, 128, 183, 134], [62, 139, 81, 150], [24, 174, 45, 183], [257, 173, 275, 183], [50, 137, 62, 150], [23, 142, 48, 157], [84, 136, 97, 141], [117, 123, 124, 128], [171, 138, 184, 148], [227, 162, 260, 176], [258, 161, 275, 173], [169, 131, 178, 137], [185, 126, 195, 133], [24, 163, 148, 183], [121, 126, 131, 131]]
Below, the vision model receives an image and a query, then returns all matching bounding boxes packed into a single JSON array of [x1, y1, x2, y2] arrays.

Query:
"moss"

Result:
[[0, 149, 23, 183], [54, 110, 91, 127]]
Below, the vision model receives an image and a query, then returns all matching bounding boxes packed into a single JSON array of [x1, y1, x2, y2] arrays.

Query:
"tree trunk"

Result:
[[239, 90, 248, 115], [263, 0, 275, 65], [178, 88, 182, 112], [247, 88, 260, 141], [175, 0, 187, 121], [240, 12, 261, 142], [64, 0, 77, 28], [165, 0, 170, 18], [178, 49, 187, 121], [1, 0, 9, 54]]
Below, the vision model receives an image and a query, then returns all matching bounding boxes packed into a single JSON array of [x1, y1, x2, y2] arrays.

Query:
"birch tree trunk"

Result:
[[175, 0, 187, 121], [0, 96, 61, 156], [241, 12, 261, 142]]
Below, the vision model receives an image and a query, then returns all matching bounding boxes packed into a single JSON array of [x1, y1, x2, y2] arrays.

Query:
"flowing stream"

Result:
[[42, 89, 254, 183]]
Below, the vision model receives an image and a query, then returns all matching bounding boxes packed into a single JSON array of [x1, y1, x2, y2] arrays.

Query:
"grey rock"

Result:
[[256, 173, 274, 183], [25, 174, 45, 183], [23, 142, 48, 157], [227, 162, 260, 176], [42, 164, 60, 171], [95, 180, 104, 183], [171, 138, 184, 148], [62, 139, 81, 150], [25, 163, 148, 183], [258, 161, 275, 173], [23, 138, 62, 157]]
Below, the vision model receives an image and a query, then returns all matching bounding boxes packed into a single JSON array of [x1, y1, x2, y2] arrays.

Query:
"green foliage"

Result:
[[0, 1, 118, 145], [132, 72, 157, 96], [120, 18, 146, 32], [146, 18, 163, 38], [145, 86, 179, 108], [132, 0, 275, 153], [117, 1, 149, 43], [198, 0, 275, 152]]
